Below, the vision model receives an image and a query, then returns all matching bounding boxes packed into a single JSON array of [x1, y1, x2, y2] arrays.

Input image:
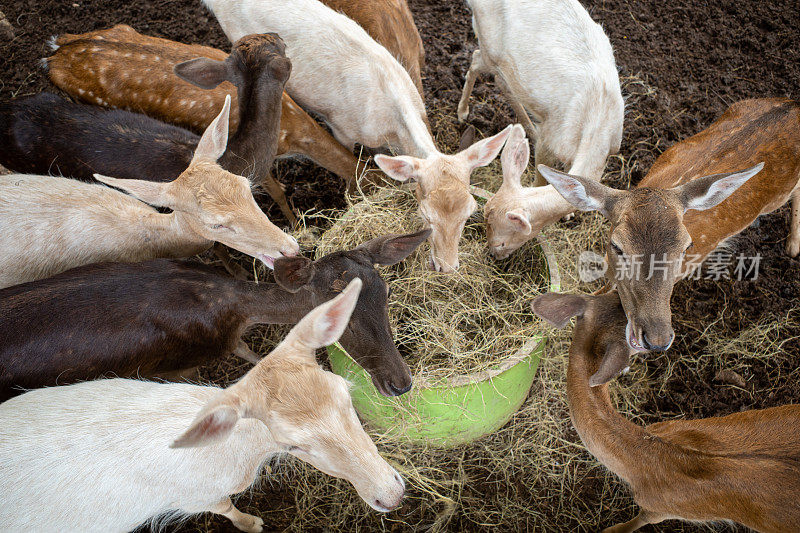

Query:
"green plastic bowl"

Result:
[[327, 222, 561, 447]]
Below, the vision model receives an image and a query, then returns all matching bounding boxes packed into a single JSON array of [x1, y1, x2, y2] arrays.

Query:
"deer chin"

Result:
[[626, 322, 646, 352]]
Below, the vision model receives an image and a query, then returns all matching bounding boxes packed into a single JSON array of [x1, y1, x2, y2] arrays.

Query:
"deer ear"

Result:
[[531, 292, 588, 328], [174, 57, 232, 89], [537, 165, 619, 217], [356, 228, 431, 265], [290, 278, 363, 350], [589, 342, 632, 386], [460, 124, 514, 170], [374, 154, 421, 183], [500, 124, 528, 188], [93, 174, 178, 209], [273, 256, 315, 292], [678, 163, 764, 212], [192, 95, 231, 163], [171, 392, 243, 448], [506, 209, 532, 235]]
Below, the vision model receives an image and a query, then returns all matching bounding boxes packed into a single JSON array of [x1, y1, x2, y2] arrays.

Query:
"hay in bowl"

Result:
[[315, 184, 551, 386]]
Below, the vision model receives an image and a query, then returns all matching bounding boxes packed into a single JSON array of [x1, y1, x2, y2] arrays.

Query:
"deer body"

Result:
[[0, 174, 206, 288], [0, 229, 429, 400], [203, 0, 432, 156], [638, 98, 800, 260], [458, 0, 624, 184], [0, 281, 406, 532], [23, 33, 296, 220], [320, 0, 425, 96], [46, 25, 361, 188], [0, 98, 298, 289], [532, 291, 800, 533]]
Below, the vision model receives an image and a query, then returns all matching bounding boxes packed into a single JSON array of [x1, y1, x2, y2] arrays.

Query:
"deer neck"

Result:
[[149, 211, 213, 257], [520, 185, 575, 227], [219, 81, 283, 182], [566, 337, 652, 483], [238, 282, 315, 325]]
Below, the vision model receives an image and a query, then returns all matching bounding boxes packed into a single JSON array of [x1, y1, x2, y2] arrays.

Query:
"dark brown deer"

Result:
[[539, 98, 800, 353], [45, 24, 364, 192], [532, 290, 800, 533], [0, 229, 429, 403], [1, 32, 296, 222]]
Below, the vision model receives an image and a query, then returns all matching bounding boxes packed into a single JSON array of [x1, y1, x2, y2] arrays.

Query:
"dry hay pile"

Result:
[[189, 74, 786, 531], [314, 184, 549, 381]]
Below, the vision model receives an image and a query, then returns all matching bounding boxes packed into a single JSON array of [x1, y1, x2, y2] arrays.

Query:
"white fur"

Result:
[[203, 0, 435, 157], [0, 281, 403, 532], [458, 0, 625, 181], [0, 174, 207, 288]]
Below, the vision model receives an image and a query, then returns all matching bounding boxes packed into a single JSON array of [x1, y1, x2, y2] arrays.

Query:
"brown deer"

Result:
[[532, 290, 800, 533], [539, 98, 800, 353], [0, 229, 429, 401], [320, 0, 425, 96], [45, 25, 364, 192]]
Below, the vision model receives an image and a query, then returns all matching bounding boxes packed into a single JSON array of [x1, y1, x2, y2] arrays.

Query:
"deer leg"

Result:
[[786, 188, 800, 257], [261, 170, 297, 225], [234, 340, 261, 364], [457, 49, 485, 122], [602, 509, 665, 533], [205, 497, 264, 533], [213, 242, 250, 280]]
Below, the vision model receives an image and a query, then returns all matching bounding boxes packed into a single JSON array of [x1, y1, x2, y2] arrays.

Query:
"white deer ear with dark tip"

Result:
[[678, 163, 764, 212], [192, 95, 231, 163], [93, 174, 178, 209], [537, 165, 619, 217]]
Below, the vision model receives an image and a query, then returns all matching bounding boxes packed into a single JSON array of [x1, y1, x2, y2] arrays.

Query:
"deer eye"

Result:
[[211, 224, 233, 232], [685, 242, 694, 253], [610, 242, 623, 256]]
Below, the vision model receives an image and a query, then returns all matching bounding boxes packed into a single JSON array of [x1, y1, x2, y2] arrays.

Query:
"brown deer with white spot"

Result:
[[44, 25, 364, 195], [0, 97, 298, 289], [539, 98, 799, 353], [532, 290, 800, 533]]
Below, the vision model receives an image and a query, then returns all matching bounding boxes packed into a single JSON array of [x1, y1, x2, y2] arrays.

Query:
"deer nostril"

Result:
[[388, 380, 413, 396]]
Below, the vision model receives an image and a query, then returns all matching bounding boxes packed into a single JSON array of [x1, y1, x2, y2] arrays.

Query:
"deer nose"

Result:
[[643, 331, 674, 352], [387, 379, 413, 396]]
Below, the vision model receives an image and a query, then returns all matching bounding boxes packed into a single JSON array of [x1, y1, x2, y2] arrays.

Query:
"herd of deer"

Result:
[[0, 0, 797, 531]]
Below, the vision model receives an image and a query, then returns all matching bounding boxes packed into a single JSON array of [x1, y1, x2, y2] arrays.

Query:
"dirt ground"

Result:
[[1, 0, 799, 531]]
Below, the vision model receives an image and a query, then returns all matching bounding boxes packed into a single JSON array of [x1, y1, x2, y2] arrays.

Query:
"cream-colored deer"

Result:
[[0, 96, 298, 288], [0, 279, 405, 532]]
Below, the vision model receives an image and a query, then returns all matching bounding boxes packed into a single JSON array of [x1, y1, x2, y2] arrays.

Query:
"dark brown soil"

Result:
[[1, 0, 799, 531]]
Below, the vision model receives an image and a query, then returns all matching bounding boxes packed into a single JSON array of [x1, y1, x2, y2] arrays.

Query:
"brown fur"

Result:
[[47, 25, 362, 188], [534, 292, 800, 533], [640, 98, 800, 259]]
